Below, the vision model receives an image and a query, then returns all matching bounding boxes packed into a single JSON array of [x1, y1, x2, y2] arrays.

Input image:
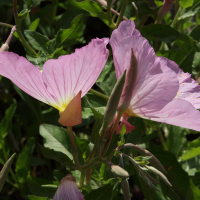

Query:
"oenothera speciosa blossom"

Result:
[[110, 20, 200, 131], [0, 38, 109, 126]]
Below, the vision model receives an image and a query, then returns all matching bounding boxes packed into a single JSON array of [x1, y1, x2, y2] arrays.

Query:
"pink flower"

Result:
[[53, 174, 84, 200], [0, 38, 109, 126], [110, 20, 200, 131]]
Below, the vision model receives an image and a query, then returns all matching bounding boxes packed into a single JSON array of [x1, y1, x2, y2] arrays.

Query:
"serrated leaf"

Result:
[[0, 153, 16, 191]]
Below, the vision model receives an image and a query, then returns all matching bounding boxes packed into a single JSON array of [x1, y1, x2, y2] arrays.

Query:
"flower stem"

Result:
[[86, 168, 92, 192], [89, 89, 109, 100], [116, 0, 128, 27], [102, 109, 124, 156], [132, 2, 138, 26], [0, 22, 14, 28], [67, 126, 81, 169], [78, 171, 86, 188], [12, 0, 37, 56], [171, 7, 181, 28], [136, 15, 149, 30], [158, 128, 168, 151]]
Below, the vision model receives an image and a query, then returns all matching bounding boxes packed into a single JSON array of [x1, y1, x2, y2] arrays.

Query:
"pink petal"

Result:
[[0, 52, 57, 106], [110, 20, 141, 52], [149, 99, 200, 132], [116, 115, 136, 134], [42, 38, 109, 112], [160, 57, 200, 109], [106, 114, 136, 135], [113, 35, 179, 116], [53, 180, 84, 200]]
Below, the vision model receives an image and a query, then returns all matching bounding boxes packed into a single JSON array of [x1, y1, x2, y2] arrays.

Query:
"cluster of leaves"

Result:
[[1, 0, 200, 200]]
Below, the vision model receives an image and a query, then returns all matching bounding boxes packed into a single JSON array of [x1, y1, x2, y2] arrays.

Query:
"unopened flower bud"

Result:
[[118, 49, 138, 113], [111, 165, 129, 178], [53, 174, 84, 200], [145, 166, 172, 187], [144, 150, 167, 174], [101, 71, 126, 134]]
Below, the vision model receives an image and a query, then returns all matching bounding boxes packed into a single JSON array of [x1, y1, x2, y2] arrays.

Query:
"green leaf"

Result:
[[14, 85, 43, 123], [24, 30, 50, 54], [186, 188, 194, 200], [0, 153, 16, 191], [26, 53, 47, 70], [190, 179, 200, 200], [124, 117, 146, 146], [15, 137, 35, 183], [180, 0, 194, 8], [87, 101, 103, 144], [38, 144, 74, 168], [178, 10, 198, 20], [85, 183, 114, 200], [26, 0, 33, 9], [166, 125, 187, 158], [28, 196, 48, 200], [16, 9, 30, 25], [53, 170, 65, 183], [182, 147, 200, 161], [150, 149, 190, 199], [0, 102, 16, 139], [27, 176, 56, 198], [68, 0, 102, 16], [96, 60, 113, 83], [29, 18, 40, 31], [140, 24, 180, 43], [49, 15, 83, 50], [96, 71, 117, 96], [164, 24, 200, 74], [39, 124, 73, 160], [39, 124, 89, 165]]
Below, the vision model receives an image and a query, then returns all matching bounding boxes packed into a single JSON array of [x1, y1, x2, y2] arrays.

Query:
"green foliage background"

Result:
[[0, 0, 200, 200]]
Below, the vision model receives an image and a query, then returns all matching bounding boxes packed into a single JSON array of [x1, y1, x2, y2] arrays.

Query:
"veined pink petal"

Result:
[[0, 52, 58, 106], [110, 20, 141, 52], [42, 38, 109, 112], [0, 38, 109, 113], [112, 35, 179, 115], [149, 99, 200, 131], [160, 57, 200, 109]]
